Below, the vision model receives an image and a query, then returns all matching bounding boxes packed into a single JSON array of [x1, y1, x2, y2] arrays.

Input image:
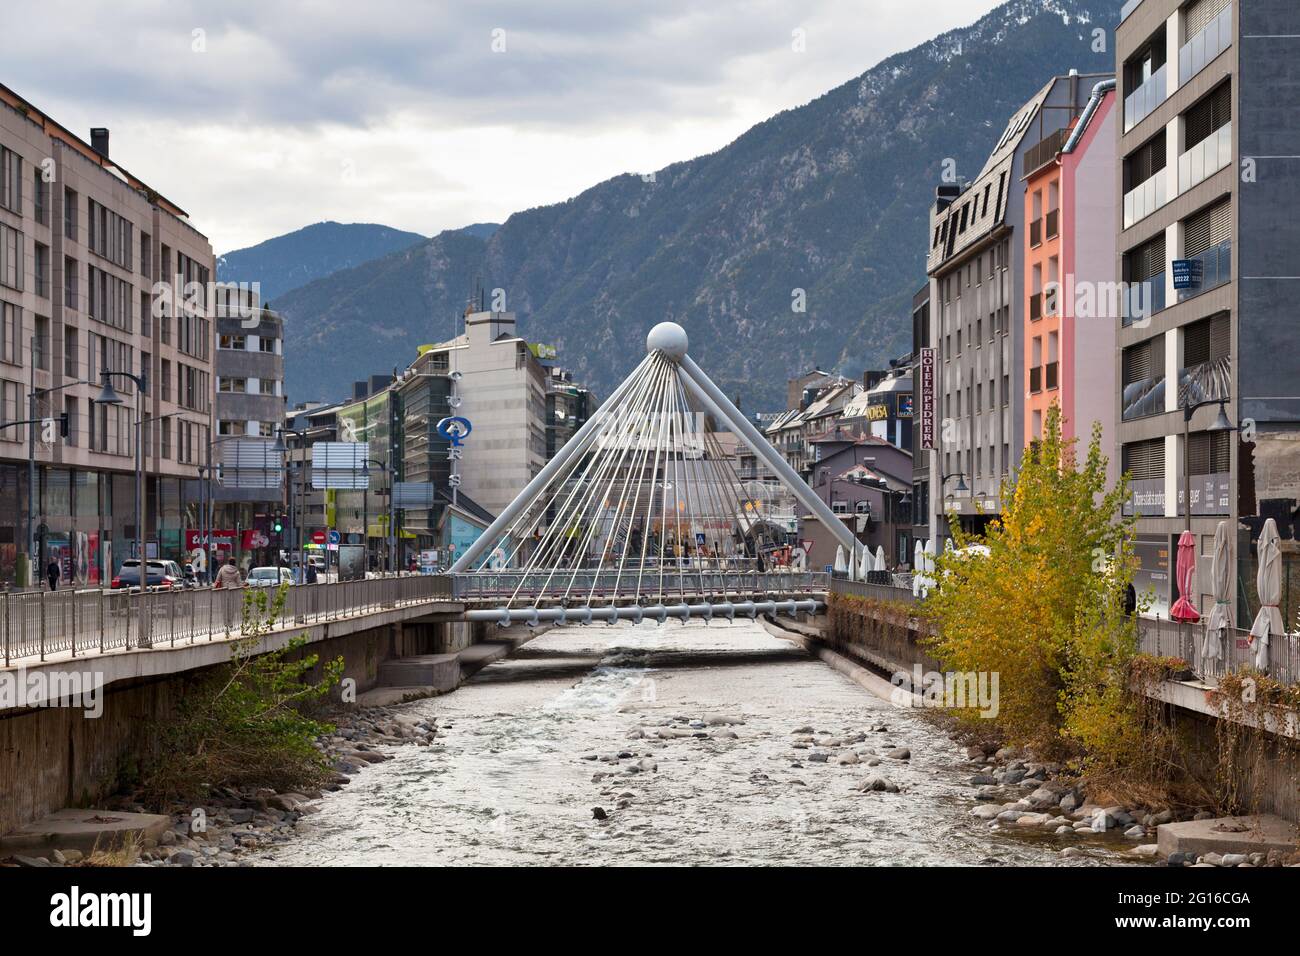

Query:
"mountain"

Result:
[[274, 0, 1113, 410], [217, 221, 427, 302], [457, 222, 500, 241]]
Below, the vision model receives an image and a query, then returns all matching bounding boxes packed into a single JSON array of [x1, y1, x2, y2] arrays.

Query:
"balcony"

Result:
[[1023, 128, 1070, 177], [1178, 122, 1232, 194], [1029, 365, 1042, 393], [1175, 239, 1232, 303], [1045, 208, 1059, 240], [1122, 374, 1166, 421], [1045, 361, 1059, 391], [1123, 169, 1168, 228], [1179, 2, 1232, 87], [1123, 272, 1167, 326], [1029, 218, 1042, 247], [1124, 63, 1167, 133]]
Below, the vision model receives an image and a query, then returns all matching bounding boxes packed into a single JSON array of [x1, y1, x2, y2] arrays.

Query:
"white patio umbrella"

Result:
[[857, 545, 870, 581], [1248, 518, 1284, 671], [833, 545, 847, 576], [874, 545, 887, 572], [1201, 520, 1232, 664], [912, 540, 925, 596], [920, 538, 936, 598], [846, 548, 856, 581]]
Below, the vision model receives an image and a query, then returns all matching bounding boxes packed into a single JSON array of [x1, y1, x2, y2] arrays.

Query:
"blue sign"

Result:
[[327, 530, 341, 545], [436, 416, 473, 447], [1172, 259, 1203, 290]]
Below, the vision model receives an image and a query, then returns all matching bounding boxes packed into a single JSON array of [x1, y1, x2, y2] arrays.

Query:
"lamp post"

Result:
[[95, 369, 147, 644], [362, 457, 395, 573], [273, 427, 308, 581], [939, 471, 969, 545], [1180, 398, 1235, 533]]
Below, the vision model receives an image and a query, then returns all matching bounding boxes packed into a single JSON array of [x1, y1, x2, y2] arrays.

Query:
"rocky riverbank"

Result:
[[959, 742, 1296, 867], [3, 704, 438, 868]]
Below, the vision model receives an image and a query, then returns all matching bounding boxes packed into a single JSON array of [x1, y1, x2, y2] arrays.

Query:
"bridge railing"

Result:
[[450, 569, 828, 602], [1, 575, 454, 667]]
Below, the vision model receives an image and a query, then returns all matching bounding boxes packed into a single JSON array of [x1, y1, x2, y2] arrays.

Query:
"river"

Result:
[[252, 619, 1141, 866]]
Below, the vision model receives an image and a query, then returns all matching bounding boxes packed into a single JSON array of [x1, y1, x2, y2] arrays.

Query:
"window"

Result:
[[160, 359, 171, 403], [258, 421, 275, 438], [86, 199, 133, 270], [1185, 81, 1231, 150], [0, 147, 20, 213], [1122, 437, 1166, 480], [0, 301, 18, 364], [63, 396, 78, 447], [87, 265, 133, 331], [0, 223, 22, 290], [33, 167, 49, 226], [34, 316, 49, 370], [1188, 429, 1231, 475], [219, 376, 246, 393], [64, 327, 78, 378], [34, 243, 49, 298], [63, 187, 78, 240], [1122, 336, 1166, 420], [218, 419, 240, 436], [219, 334, 246, 350], [139, 232, 151, 278], [63, 256, 78, 310], [0, 380, 22, 442], [1124, 129, 1167, 191], [160, 418, 170, 460], [258, 336, 276, 353]]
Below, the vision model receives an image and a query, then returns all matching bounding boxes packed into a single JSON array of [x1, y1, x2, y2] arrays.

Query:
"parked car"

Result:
[[247, 566, 294, 588], [112, 559, 186, 590]]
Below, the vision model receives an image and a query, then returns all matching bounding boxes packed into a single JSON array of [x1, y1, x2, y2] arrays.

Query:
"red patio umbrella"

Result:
[[1170, 529, 1200, 623]]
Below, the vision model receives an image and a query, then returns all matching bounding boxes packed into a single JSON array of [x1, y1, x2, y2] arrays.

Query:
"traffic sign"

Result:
[[328, 530, 341, 545], [312, 530, 327, 544]]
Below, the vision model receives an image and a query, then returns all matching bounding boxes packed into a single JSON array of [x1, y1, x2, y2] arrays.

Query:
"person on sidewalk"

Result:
[[214, 557, 243, 589], [46, 559, 60, 591]]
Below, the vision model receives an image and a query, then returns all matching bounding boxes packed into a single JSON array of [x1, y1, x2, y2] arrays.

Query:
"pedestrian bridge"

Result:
[[449, 322, 855, 627]]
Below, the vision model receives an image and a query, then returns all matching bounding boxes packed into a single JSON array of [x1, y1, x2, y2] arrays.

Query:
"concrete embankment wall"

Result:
[[0, 616, 502, 837], [790, 592, 1299, 823]]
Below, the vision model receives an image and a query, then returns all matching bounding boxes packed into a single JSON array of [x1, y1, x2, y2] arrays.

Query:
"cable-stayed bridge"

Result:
[[449, 322, 858, 627]]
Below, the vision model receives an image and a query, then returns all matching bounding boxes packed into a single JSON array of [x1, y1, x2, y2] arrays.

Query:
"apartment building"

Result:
[[1023, 76, 1120, 488], [924, 72, 1108, 544], [1116, 0, 1300, 621], [0, 84, 214, 585], [207, 285, 286, 565], [909, 284, 931, 548]]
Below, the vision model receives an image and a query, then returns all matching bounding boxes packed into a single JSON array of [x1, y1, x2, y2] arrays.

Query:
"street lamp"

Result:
[[275, 427, 309, 581], [95, 368, 147, 644], [942, 471, 970, 494], [1181, 398, 1235, 533]]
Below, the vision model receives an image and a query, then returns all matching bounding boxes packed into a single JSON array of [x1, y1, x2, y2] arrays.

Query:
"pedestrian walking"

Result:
[[46, 559, 60, 591]]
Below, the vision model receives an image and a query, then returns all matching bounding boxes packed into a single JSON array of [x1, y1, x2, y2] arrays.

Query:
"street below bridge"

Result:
[[249, 619, 1143, 867]]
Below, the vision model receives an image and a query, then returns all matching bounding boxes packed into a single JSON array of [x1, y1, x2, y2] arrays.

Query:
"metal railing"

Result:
[[1124, 63, 1167, 133], [829, 576, 918, 604], [451, 570, 828, 602], [1138, 616, 1299, 689], [1, 575, 454, 667]]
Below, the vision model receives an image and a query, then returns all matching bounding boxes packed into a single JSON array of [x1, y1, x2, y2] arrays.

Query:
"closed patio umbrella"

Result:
[[833, 545, 847, 576], [1201, 521, 1231, 663], [857, 545, 870, 581], [912, 540, 925, 596], [1170, 530, 1200, 623], [1248, 518, 1284, 671], [846, 548, 856, 581], [874, 545, 887, 572]]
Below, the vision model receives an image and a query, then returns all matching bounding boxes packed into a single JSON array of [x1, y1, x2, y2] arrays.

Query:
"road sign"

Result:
[[393, 481, 435, 508], [219, 439, 284, 489], [328, 530, 341, 545], [311, 530, 327, 544]]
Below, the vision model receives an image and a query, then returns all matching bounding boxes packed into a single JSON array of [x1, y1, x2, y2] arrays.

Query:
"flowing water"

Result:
[[252, 620, 1142, 866]]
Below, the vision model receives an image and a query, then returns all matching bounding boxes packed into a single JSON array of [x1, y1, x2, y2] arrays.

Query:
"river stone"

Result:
[[792, 725, 814, 734], [712, 729, 739, 739], [968, 773, 996, 786], [1059, 792, 1080, 812], [807, 752, 829, 763], [997, 810, 1024, 823], [169, 851, 196, 866], [705, 715, 743, 726], [855, 775, 899, 793], [885, 748, 911, 760], [1200, 852, 1224, 866], [834, 752, 860, 766], [969, 804, 1003, 820], [1013, 813, 1051, 827], [1132, 844, 1160, 858], [1221, 853, 1248, 867], [1124, 825, 1146, 839], [1060, 846, 1083, 858], [228, 808, 255, 824], [591, 807, 608, 820], [1055, 825, 1072, 834], [1024, 787, 1059, 811]]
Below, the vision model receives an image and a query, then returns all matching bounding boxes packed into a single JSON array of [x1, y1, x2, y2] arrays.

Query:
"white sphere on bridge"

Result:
[[646, 322, 689, 362]]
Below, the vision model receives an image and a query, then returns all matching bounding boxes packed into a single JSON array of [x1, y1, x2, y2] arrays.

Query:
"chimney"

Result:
[[90, 128, 110, 160]]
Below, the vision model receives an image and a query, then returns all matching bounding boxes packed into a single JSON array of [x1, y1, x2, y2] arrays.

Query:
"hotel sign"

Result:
[[919, 348, 936, 449]]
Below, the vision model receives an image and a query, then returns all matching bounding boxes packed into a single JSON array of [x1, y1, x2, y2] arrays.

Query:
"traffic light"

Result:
[[272, 515, 284, 534]]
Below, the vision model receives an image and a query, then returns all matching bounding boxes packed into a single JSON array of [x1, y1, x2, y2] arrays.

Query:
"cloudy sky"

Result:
[[6, 0, 1003, 253]]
